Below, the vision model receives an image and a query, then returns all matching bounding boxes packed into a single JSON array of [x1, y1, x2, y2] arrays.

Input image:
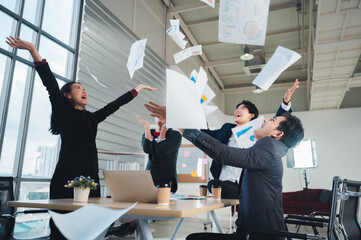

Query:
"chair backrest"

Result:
[[0, 177, 14, 215], [339, 179, 361, 240], [327, 176, 343, 240]]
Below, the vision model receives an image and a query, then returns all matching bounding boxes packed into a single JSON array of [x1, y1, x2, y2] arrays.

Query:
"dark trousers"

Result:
[[49, 169, 100, 239], [208, 179, 239, 199]]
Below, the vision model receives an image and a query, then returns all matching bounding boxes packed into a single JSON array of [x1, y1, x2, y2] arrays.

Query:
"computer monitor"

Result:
[[286, 139, 317, 169]]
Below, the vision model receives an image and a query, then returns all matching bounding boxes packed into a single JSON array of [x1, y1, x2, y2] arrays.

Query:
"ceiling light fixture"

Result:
[[253, 86, 264, 94], [240, 45, 254, 61]]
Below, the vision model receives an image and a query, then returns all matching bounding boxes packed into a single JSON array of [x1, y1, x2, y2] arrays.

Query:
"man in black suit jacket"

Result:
[[144, 103, 304, 240], [204, 80, 299, 199]]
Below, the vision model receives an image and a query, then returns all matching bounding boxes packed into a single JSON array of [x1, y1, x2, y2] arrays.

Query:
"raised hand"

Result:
[[144, 101, 166, 120], [136, 115, 150, 128], [136, 115, 152, 140], [284, 79, 299, 104], [135, 84, 157, 92], [6, 36, 34, 50], [5, 36, 42, 61]]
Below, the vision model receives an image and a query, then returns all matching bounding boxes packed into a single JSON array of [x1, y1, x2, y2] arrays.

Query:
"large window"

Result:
[[0, 0, 82, 199]]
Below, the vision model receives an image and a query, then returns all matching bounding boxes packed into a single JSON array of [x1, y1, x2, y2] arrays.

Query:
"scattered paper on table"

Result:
[[50, 203, 137, 240], [166, 69, 207, 129], [232, 116, 264, 148], [173, 45, 202, 64], [86, 66, 108, 88], [127, 38, 147, 79], [201, 0, 215, 8], [252, 46, 301, 90], [219, 0, 270, 46], [203, 105, 218, 117], [167, 19, 187, 49]]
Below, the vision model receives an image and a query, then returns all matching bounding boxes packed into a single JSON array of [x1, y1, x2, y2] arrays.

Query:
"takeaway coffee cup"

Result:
[[199, 185, 208, 197], [157, 185, 171, 205], [211, 185, 222, 199]]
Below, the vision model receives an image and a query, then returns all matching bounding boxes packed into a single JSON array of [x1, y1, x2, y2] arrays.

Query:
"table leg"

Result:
[[136, 219, 153, 240], [210, 210, 224, 233], [170, 218, 184, 240]]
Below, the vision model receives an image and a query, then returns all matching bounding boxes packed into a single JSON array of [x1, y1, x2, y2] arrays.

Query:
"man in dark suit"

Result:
[[204, 80, 299, 199], [145, 103, 304, 240]]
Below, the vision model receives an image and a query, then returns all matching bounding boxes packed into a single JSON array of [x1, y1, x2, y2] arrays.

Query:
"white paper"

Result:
[[127, 38, 147, 79], [203, 104, 218, 117], [231, 116, 264, 148], [197, 158, 203, 177], [166, 69, 207, 129], [50, 203, 137, 240], [167, 19, 187, 49], [173, 45, 202, 64], [201, 0, 215, 8], [195, 67, 208, 100], [190, 69, 198, 83], [218, 0, 270, 46], [201, 85, 216, 105], [86, 67, 108, 88], [252, 46, 301, 91]]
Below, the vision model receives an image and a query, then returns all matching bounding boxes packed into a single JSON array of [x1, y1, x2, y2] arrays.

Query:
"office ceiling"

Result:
[[102, 0, 361, 113], [166, 0, 361, 112]]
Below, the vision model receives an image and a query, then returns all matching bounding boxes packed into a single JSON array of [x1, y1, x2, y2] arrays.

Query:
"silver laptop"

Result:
[[103, 170, 157, 203]]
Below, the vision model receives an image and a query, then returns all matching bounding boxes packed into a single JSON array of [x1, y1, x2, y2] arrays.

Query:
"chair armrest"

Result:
[[251, 229, 320, 239], [286, 214, 329, 223], [285, 219, 326, 228]]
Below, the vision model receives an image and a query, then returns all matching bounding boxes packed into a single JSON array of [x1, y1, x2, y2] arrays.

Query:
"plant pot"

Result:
[[73, 187, 90, 202]]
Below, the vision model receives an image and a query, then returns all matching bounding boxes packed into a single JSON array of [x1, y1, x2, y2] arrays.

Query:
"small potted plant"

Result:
[[64, 176, 98, 202]]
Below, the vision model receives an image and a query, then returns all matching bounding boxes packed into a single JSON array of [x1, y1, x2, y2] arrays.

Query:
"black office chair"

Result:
[[250, 176, 343, 240], [338, 179, 361, 240], [0, 177, 49, 240]]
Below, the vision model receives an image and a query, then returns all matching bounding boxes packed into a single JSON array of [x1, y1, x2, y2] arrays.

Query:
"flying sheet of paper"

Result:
[[231, 116, 264, 148], [219, 0, 270, 46], [195, 67, 208, 100], [173, 45, 202, 64], [203, 104, 218, 117], [127, 38, 147, 79], [252, 46, 301, 91], [86, 66, 108, 88], [197, 158, 203, 177], [50, 203, 137, 240], [201, 0, 216, 8], [201, 85, 216, 105], [167, 19, 187, 49], [190, 69, 198, 83], [166, 69, 207, 129]]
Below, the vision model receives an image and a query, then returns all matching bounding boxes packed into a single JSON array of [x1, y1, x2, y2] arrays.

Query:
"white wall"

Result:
[[207, 107, 361, 191]]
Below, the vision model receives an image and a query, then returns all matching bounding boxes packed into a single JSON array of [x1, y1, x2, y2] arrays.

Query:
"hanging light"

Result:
[[253, 86, 264, 94], [240, 45, 254, 61]]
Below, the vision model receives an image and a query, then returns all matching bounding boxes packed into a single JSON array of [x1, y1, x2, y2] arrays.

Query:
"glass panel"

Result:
[[13, 182, 50, 239], [0, 0, 21, 14], [22, 77, 64, 178], [0, 61, 31, 174], [42, 0, 78, 46], [0, 11, 17, 51], [39, 35, 74, 78], [18, 24, 37, 61], [0, 53, 11, 99], [23, 0, 43, 26]]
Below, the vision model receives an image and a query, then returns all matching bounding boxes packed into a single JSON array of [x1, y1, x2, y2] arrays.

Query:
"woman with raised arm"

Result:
[[6, 36, 156, 239]]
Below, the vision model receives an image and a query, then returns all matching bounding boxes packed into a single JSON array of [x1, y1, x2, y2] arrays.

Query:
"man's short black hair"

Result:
[[236, 100, 259, 120], [277, 112, 304, 148]]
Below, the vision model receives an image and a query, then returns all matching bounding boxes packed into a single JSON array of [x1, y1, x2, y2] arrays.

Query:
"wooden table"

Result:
[[8, 198, 239, 240]]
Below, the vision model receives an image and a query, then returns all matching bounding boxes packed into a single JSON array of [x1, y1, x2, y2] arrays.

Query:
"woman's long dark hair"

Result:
[[49, 81, 77, 135]]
